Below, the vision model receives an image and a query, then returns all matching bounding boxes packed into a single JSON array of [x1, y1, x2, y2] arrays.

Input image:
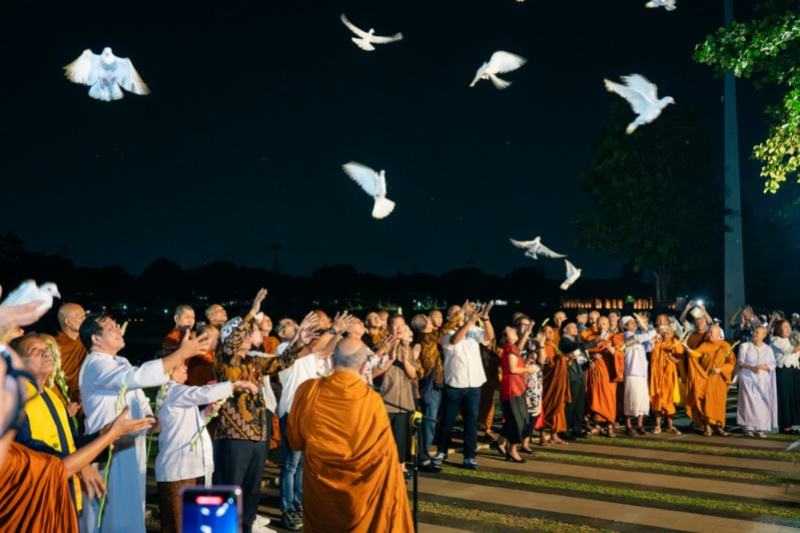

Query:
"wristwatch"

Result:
[[328, 327, 338, 335]]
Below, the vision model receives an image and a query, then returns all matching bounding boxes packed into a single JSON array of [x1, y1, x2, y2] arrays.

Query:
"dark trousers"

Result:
[[388, 412, 411, 463], [565, 377, 586, 435], [215, 439, 269, 533], [437, 385, 480, 460]]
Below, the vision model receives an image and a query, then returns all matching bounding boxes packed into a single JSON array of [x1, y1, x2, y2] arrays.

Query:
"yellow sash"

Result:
[[24, 382, 83, 511]]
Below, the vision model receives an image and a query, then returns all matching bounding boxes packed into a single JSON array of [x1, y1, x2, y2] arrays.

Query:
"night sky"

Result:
[[1, 0, 782, 282]]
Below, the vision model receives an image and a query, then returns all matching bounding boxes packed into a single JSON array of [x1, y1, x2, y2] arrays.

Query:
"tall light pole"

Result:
[[723, 0, 746, 336]]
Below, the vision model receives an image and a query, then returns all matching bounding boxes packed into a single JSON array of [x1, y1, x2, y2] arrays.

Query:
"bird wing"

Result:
[[341, 13, 369, 38], [565, 259, 578, 279], [604, 78, 651, 115], [343, 162, 379, 196], [644, 0, 661, 7], [536, 241, 567, 259], [509, 238, 536, 249], [114, 57, 150, 95], [370, 32, 403, 44], [0, 280, 38, 307], [64, 49, 101, 85], [621, 74, 658, 103], [488, 51, 527, 74]]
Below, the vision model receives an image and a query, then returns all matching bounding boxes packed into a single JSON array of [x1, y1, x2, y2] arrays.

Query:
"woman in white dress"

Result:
[[736, 327, 777, 437]]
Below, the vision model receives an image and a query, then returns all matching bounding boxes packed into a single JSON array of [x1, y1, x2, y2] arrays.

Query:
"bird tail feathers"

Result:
[[625, 122, 638, 134], [353, 38, 375, 51], [372, 197, 395, 219], [490, 74, 511, 90]]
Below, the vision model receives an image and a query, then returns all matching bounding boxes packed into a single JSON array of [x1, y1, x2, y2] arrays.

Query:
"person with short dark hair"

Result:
[[162, 305, 195, 349]]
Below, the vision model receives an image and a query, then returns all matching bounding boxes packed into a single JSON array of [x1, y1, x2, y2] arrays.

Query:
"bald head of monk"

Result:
[[57, 303, 86, 340], [332, 336, 370, 376]]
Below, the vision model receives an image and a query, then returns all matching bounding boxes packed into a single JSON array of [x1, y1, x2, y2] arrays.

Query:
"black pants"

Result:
[[388, 412, 411, 462], [565, 377, 586, 435], [215, 439, 269, 533]]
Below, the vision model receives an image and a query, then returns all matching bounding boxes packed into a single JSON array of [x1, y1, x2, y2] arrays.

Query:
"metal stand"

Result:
[[382, 399, 438, 533]]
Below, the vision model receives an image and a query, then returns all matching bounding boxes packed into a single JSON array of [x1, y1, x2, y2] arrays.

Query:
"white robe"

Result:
[[79, 352, 168, 533], [736, 343, 778, 432]]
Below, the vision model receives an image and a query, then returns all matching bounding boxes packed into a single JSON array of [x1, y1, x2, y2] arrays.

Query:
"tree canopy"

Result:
[[694, 0, 800, 193], [573, 105, 728, 303]]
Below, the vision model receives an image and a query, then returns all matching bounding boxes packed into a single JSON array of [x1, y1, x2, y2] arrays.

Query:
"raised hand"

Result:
[[181, 331, 211, 358], [250, 288, 268, 315], [108, 406, 157, 439], [298, 311, 319, 332]]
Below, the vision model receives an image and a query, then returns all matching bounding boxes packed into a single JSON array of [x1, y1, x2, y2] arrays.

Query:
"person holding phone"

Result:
[[155, 359, 258, 533]]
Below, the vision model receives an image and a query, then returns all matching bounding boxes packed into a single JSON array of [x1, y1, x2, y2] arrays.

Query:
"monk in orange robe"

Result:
[[287, 337, 413, 533], [53, 303, 89, 412], [541, 325, 570, 445], [162, 305, 196, 349], [584, 317, 624, 437], [682, 325, 734, 436], [650, 327, 684, 434]]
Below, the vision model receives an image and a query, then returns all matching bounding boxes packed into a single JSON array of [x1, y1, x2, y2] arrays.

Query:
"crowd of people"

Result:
[[2, 285, 800, 533]]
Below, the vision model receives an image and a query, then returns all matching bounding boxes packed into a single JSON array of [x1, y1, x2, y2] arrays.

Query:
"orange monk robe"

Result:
[[0, 442, 79, 533], [684, 340, 734, 427], [584, 332, 624, 424], [52, 331, 89, 407], [287, 372, 413, 533], [650, 339, 684, 416], [541, 343, 571, 433], [686, 331, 706, 350], [361, 329, 387, 350], [162, 327, 195, 349]]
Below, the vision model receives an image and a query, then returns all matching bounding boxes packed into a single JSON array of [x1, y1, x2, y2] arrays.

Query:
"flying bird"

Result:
[[470, 51, 527, 90], [340, 14, 403, 51], [64, 47, 150, 101], [509, 237, 566, 260], [645, 0, 677, 11], [604, 74, 674, 134], [342, 162, 396, 219], [560, 260, 582, 291], [0, 280, 61, 312]]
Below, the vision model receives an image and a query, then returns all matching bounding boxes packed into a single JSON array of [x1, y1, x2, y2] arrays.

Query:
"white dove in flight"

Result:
[[0, 280, 61, 312], [604, 74, 675, 134], [470, 51, 527, 90], [340, 14, 403, 51], [64, 47, 150, 102], [645, 0, 677, 11], [342, 162, 396, 219], [560, 260, 582, 291], [509, 237, 566, 260]]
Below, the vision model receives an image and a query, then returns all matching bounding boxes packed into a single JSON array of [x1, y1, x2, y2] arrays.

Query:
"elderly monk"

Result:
[[12, 333, 108, 514], [205, 303, 228, 328], [54, 303, 88, 416], [162, 305, 196, 349], [541, 325, 570, 445], [650, 326, 684, 434], [287, 337, 413, 532], [584, 317, 624, 437], [682, 324, 734, 437]]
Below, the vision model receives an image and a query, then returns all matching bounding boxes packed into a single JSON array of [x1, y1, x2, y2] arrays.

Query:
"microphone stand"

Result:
[[381, 397, 438, 533]]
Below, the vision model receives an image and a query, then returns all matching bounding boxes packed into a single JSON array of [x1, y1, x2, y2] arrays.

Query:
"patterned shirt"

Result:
[[417, 315, 461, 384], [214, 315, 303, 440]]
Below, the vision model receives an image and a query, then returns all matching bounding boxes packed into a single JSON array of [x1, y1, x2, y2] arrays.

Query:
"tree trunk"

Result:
[[654, 270, 671, 307]]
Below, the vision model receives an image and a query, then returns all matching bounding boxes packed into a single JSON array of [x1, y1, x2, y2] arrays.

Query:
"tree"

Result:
[[694, 0, 800, 193], [573, 105, 728, 304]]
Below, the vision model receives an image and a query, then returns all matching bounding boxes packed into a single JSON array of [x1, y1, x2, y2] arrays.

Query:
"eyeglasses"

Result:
[[1, 347, 39, 437]]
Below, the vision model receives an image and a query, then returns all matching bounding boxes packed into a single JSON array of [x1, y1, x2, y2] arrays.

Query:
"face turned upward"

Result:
[[92, 317, 125, 354], [543, 325, 554, 342], [563, 323, 578, 337], [588, 311, 600, 326], [19, 337, 54, 386], [554, 312, 567, 326], [171, 362, 188, 384], [503, 326, 519, 345], [206, 305, 228, 327], [277, 318, 298, 341], [389, 316, 406, 337], [597, 316, 609, 332], [429, 310, 443, 328], [695, 317, 708, 333], [59, 303, 86, 335], [366, 312, 382, 329], [378, 311, 389, 329]]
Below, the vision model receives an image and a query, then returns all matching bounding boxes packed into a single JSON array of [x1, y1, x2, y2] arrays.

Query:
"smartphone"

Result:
[[181, 485, 242, 533]]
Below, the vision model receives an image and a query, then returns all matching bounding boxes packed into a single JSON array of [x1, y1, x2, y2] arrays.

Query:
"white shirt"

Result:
[[771, 336, 799, 368], [155, 381, 233, 485], [278, 353, 321, 418], [441, 326, 488, 388], [79, 351, 166, 434], [623, 330, 656, 378]]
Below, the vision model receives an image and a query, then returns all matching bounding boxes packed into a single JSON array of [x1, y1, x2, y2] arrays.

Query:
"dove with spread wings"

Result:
[[509, 237, 566, 260], [340, 14, 403, 51], [342, 162, 396, 219], [645, 0, 677, 11], [604, 74, 674, 134], [470, 51, 527, 90], [64, 47, 150, 102]]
